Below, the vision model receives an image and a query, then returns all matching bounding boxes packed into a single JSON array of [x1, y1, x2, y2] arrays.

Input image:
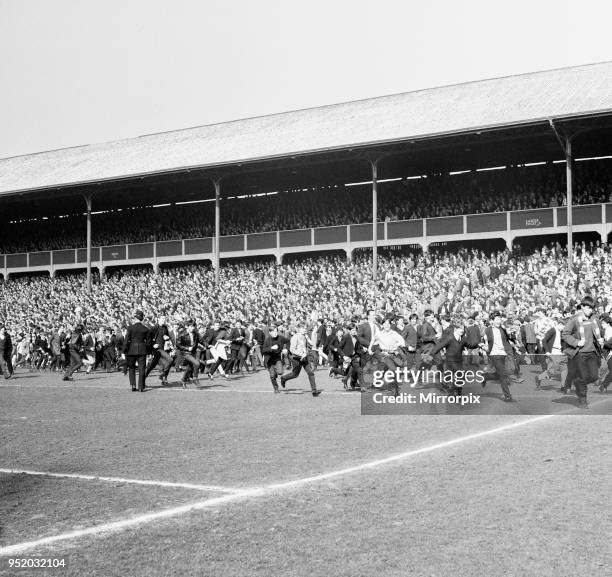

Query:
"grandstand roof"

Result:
[[1, 61, 612, 197]]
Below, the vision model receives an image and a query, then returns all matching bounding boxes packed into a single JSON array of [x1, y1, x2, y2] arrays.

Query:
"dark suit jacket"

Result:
[[561, 314, 602, 358], [83, 334, 95, 354], [201, 328, 216, 347], [403, 325, 418, 349], [252, 328, 265, 347], [229, 328, 246, 350], [68, 331, 83, 352], [418, 322, 437, 348], [316, 324, 327, 348], [338, 334, 362, 357], [0, 335, 9, 358], [177, 330, 198, 354], [357, 323, 376, 350], [520, 322, 537, 345], [464, 324, 482, 348], [262, 335, 287, 365], [485, 326, 514, 356], [124, 322, 152, 356], [3, 332, 12, 360], [150, 324, 170, 348], [116, 334, 126, 353], [431, 334, 468, 362], [323, 334, 339, 354]]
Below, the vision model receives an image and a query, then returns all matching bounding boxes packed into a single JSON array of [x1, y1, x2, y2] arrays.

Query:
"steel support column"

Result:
[[213, 178, 221, 285], [370, 158, 378, 281], [565, 137, 573, 271], [83, 193, 93, 295], [549, 120, 575, 273]]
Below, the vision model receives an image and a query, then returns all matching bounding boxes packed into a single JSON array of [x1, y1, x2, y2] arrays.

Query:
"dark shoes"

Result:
[[503, 396, 515, 402], [62, 376, 73, 381], [312, 389, 323, 397]]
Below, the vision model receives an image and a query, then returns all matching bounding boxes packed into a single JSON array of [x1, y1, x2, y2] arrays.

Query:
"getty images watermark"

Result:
[[362, 367, 491, 415], [372, 367, 485, 389]]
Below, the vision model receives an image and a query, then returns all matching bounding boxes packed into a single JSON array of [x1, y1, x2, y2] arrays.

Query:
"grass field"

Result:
[[1, 364, 611, 577]]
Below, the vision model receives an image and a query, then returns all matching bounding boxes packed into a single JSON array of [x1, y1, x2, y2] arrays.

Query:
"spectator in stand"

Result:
[[1, 159, 610, 253]]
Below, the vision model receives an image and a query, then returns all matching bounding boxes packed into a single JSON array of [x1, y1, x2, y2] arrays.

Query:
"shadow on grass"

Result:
[[194, 383, 231, 390], [537, 382, 563, 391], [551, 396, 580, 407]]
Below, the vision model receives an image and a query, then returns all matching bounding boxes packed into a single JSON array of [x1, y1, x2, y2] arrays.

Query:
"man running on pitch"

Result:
[[281, 324, 322, 397]]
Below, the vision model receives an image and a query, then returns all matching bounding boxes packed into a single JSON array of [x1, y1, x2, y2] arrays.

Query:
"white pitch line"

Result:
[[263, 414, 555, 490], [154, 388, 357, 396], [0, 383, 358, 395], [0, 468, 242, 494], [0, 414, 554, 556], [0, 491, 257, 557]]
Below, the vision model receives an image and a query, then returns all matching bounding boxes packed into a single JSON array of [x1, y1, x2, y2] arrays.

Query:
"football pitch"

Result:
[[1, 366, 611, 577]]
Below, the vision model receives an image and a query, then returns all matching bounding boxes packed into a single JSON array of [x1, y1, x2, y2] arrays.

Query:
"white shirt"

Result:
[[605, 326, 612, 359], [290, 333, 309, 357], [376, 329, 405, 353], [490, 327, 507, 356]]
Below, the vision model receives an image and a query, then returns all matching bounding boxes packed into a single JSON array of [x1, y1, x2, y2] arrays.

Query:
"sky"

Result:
[[0, 0, 611, 159]]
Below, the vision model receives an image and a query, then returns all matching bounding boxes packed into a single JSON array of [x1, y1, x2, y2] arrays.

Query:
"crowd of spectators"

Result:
[[1, 240, 610, 342], [1, 160, 611, 254]]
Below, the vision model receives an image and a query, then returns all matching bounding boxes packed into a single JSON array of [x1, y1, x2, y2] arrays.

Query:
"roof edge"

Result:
[[2, 60, 611, 162], [3, 108, 612, 197]]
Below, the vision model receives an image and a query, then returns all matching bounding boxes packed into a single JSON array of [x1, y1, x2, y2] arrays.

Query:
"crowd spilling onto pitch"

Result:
[[1, 240, 612, 404], [1, 160, 611, 254]]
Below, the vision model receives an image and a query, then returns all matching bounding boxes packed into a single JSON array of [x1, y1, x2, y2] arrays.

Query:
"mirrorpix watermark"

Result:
[[362, 367, 487, 415], [371, 390, 482, 406]]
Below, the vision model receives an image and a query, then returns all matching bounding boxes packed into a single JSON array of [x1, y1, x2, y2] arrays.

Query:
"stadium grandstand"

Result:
[[1, 61, 612, 288], [4, 61, 612, 575]]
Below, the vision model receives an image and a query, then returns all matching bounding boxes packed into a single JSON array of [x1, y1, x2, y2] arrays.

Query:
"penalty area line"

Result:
[[0, 468, 243, 494], [0, 414, 554, 556]]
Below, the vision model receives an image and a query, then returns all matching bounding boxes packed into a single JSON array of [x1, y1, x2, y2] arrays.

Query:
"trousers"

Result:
[[267, 359, 284, 390], [488, 355, 512, 399], [572, 351, 599, 401], [145, 348, 173, 377], [282, 355, 317, 391], [127, 354, 146, 390], [65, 349, 83, 377]]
